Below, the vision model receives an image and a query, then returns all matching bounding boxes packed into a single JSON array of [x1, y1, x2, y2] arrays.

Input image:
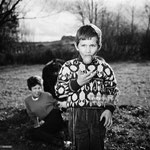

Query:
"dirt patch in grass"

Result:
[[0, 62, 150, 150]]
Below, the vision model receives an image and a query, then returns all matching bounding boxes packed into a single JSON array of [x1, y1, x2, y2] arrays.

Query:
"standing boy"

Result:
[[55, 24, 119, 150]]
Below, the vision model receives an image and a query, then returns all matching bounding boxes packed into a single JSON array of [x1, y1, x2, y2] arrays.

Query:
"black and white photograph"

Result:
[[0, 0, 150, 150]]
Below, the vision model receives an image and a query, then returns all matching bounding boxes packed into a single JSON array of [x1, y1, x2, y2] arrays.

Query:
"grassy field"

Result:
[[0, 65, 43, 109], [0, 62, 150, 108], [0, 62, 150, 150]]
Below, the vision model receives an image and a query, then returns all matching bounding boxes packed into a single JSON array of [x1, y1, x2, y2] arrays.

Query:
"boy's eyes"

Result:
[[80, 44, 96, 47], [32, 86, 42, 90], [90, 44, 96, 47]]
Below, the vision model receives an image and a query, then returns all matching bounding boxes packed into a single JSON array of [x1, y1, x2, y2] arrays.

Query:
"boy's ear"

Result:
[[98, 44, 102, 51], [74, 42, 79, 51]]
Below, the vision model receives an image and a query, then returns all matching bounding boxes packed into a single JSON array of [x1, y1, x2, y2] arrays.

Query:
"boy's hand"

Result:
[[58, 101, 67, 108], [33, 117, 44, 128], [34, 121, 40, 128], [33, 117, 40, 128], [39, 120, 45, 126], [100, 110, 113, 128], [77, 70, 96, 86]]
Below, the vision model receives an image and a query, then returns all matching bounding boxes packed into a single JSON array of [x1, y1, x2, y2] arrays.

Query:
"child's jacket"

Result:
[[55, 56, 119, 113]]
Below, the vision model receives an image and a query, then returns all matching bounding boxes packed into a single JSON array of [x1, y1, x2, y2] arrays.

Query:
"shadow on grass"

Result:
[[0, 106, 150, 150]]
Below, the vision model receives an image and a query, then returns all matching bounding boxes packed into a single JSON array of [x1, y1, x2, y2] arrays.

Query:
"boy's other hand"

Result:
[[100, 109, 112, 128], [39, 120, 45, 126], [58, 101, 67, 108], [33, 122, 40, 128], [77, 70, 96, 86]]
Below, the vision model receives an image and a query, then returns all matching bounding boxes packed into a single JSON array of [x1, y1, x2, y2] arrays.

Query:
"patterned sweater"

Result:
[[55, 56, 119, 113]]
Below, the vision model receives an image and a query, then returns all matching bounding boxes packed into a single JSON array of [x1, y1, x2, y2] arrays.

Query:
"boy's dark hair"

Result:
[[75, 24, 102, 47], [27, 76, 43, 90]]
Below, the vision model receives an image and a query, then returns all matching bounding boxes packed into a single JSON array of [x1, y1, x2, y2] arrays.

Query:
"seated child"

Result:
[[24, 75, 66, 147]]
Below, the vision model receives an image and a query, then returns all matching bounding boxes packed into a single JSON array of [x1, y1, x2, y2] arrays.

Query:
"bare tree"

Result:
[[63, 0, 104, 26], [123, 1, 137, 38], [145, 4, 150, 35], [0, 0, 23, 54], [0, 0, 21, 27], [115, 5, 123, 36]]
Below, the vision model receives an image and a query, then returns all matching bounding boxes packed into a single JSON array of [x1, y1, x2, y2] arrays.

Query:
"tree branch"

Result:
[[0, 0, 5, 10], [0, 0, 22, 27]]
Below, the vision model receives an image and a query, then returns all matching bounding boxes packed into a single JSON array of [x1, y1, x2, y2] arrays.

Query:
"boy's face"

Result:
[[76, 37, 99, 64], [31, 84, 42, 98]]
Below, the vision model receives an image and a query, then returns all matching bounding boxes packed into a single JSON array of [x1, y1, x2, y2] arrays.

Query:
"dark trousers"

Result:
[[25, 109, 64, 146], [42, 108, 64, 134], [68, 108, 106, 150]]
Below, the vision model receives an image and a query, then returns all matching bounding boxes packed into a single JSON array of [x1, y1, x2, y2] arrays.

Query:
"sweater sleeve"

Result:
[[101, 62, 119, 113], [24, 99, 38, 125], [46, 92, 58, 107], [55, 62, 75, 99]]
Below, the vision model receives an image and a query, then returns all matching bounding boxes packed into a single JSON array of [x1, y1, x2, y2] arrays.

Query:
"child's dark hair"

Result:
[[75, 24, 102, 47], [27, 76, 43, 90]]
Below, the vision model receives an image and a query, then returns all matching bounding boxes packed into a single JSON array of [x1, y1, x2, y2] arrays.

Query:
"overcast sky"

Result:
[[18, 0, 148, 42]]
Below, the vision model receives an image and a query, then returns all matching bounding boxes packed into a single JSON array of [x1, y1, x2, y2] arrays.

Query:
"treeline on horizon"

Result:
[[0, 34, 150, 65], [0, 0, 150, 65], [0, 31, 150, 65]]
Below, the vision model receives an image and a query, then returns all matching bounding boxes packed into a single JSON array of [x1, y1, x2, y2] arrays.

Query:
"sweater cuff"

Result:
[[70, 79, 81, 92], [104, 105, 116, 114]]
